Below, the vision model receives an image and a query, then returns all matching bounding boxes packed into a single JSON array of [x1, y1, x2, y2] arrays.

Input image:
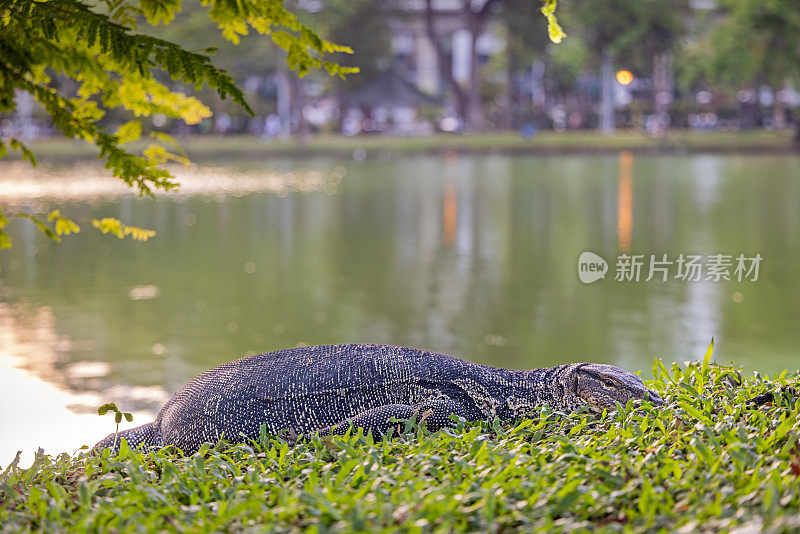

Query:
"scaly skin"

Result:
[[94, 344, 664, 454]]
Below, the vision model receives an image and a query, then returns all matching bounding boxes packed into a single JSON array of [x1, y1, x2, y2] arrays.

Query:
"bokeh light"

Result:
[[616, 70, 633, 86]]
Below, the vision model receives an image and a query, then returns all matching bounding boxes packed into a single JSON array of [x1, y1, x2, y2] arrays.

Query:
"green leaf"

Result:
[[17, 213, 59, 242], [679, 401, 712, 426], [124, 412, 133, 422], [0, 207, 10, 250], [540, 0, 566, 44], [45, 210, 81, 236], [702, 338, 715, 374], [0, 231, 11, 250], [54, 216, 81, 236], [77, 481, 90, 507], [91, 217, 156, 241], [98, 403, 118, 415], [8, 138, 37, 166], [115, 120, 143, 144], [140, 0, 182, 25], [124, 225, 156, 242], [92, 218, 125, 239]]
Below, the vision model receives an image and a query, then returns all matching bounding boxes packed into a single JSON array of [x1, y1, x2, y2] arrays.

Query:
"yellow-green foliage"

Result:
[[91, 217, 156, 242], [541, 0, 566, 43], [0, 0, 358, 248], [1, 358, 798, 532], [0, 208, 154, 252]]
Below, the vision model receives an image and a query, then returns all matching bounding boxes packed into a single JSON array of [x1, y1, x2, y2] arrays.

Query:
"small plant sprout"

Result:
[[97, 403, 133, 451]]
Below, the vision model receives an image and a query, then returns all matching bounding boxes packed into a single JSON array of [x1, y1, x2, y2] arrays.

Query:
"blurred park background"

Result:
[[1, 0, 799, 466], [2, 0, 800, 144]]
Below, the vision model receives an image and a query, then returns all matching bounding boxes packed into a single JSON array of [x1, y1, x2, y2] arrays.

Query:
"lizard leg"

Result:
[[316, 404, 416, 438], [315, 398, 470, 439], [412, 397, 472, 431]]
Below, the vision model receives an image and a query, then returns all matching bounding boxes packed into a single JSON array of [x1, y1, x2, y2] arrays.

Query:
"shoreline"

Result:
[[4, 130, 798, 162]]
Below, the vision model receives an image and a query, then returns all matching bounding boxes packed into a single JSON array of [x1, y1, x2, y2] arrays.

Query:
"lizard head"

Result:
[[573, 363, 665, 411]]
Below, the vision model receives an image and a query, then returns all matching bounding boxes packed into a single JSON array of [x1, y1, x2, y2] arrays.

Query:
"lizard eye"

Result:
[[602, 377, 618, 387]]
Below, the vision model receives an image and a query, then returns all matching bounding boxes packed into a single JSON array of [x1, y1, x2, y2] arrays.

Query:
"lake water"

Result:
[[1, 152, 799, 466]]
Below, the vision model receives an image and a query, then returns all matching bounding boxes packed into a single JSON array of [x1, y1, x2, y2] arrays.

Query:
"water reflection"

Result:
[[0, 162, 343, 205], [0, 302, 160, 467], [442, 179, 457, 246], [1, 154, 799, 465], [617, 150, 633, 252]]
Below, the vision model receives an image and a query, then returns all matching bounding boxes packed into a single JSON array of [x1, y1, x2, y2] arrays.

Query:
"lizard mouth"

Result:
[[571, 363, 666, 410], [646, 389, 666, 406]]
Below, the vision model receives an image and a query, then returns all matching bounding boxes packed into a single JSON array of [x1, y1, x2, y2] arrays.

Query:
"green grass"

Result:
[[1, 359, 799, 532], [12, 129, 798, 162]]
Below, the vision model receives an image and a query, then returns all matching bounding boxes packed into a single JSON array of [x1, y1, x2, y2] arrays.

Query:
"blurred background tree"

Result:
[[707, 0, 800, 143], [2, 0, 798, 151]]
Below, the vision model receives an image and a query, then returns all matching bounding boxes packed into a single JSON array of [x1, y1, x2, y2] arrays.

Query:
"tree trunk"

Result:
[[465, 8, 485, 131], [739, 97, 758, 129], [289, 74, 309, 145], [773, 86, 786, 130], [652, 52, 673, 137], [425, 0, 467, 122], [599, 48, 614, 135], [503, 48, 516, 130], [276, 70, 291, 138]]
